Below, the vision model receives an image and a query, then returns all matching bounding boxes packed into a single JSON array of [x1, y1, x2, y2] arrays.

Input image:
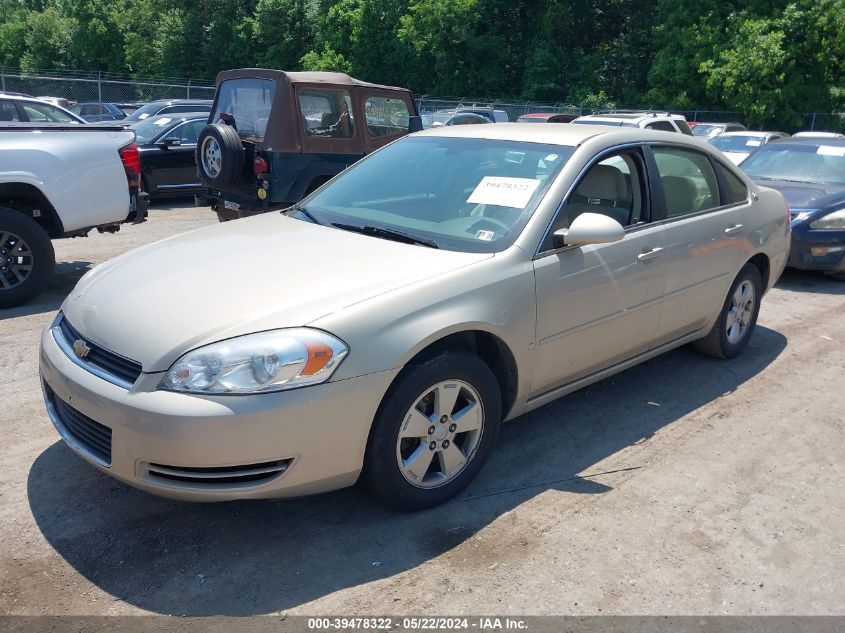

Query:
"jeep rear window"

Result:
[[212, 78, 276, 142]]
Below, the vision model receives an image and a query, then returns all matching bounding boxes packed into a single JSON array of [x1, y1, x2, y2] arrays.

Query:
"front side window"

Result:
[[543, 150, 648, 250], [364, 96, 410, 138], [21, 102, 76, 123], [305, 136, 574, 252], [212, 78, 276, 141], [298, 88, 354, 139], [652, 147, 720, 218], [174, 119, 206, 144]]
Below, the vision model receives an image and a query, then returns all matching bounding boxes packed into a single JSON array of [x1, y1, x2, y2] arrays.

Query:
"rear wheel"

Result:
[[693, 263, 762, 359], [0, 206, 55, 309], [362, 351, 501, 511]]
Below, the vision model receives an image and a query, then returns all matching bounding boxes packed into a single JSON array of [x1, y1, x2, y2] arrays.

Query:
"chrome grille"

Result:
[[146, 460, 292, 487], [44, 382, 112, 466], [53, 314, 142, 388]]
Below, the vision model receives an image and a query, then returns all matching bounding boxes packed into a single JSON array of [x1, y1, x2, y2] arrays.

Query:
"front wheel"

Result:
[[693, 263, 762, 359], [362, 351, 502, 511], [0, 206, 55, 309]]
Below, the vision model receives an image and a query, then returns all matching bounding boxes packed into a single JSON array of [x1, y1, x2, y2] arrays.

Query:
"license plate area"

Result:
[[223, 200, 240, 211]]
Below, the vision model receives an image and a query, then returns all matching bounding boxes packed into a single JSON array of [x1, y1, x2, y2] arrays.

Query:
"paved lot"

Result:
[[1, 201, 844, 616]]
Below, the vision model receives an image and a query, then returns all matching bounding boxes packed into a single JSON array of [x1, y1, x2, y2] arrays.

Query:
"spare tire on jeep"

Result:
[[197, 123, 244, 188]]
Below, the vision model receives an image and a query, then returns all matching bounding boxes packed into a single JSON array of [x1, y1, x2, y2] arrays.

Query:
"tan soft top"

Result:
[[215, 68, 411, 94]]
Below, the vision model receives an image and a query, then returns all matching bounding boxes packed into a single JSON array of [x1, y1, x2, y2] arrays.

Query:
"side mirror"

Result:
[[408, 115, 423, 133], [159, 137, 181, 148], [553, 212, 625, 247]]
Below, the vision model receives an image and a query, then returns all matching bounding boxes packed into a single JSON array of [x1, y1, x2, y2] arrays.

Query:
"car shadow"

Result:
[[27, 326, 786, 615], [775, 268, 845, 295], [0, 260, 91, 321]]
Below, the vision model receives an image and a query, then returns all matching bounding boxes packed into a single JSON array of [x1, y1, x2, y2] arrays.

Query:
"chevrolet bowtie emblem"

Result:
[[72, 339, 91, 359]]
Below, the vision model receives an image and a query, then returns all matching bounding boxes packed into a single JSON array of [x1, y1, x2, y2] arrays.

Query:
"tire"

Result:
[[693, 263, 762, 359], [196, 123, 243, 189], [362, 351, 502, 511], [0, 206, 55, 309]]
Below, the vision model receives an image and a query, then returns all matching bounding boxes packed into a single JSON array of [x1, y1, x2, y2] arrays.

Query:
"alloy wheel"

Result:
[[395, 380, 484, 489], [0, 231, 33, 291], [726, 280, 755, 344]]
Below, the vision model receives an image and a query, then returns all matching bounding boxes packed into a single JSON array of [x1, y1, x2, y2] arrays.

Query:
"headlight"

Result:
[[160, 328, 348, 394], [810, 209, 845, 230]]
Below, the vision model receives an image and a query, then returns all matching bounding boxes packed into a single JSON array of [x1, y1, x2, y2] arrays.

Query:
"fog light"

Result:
[[811, 246, 845, 257]]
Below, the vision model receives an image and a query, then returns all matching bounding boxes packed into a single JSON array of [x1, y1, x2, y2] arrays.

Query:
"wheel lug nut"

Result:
[[440, 415, 447, 423], [427, 426, 435, 435], [429, 441, 437, 451], [449, 424, 456, 432], [442, 440, 450, 449]]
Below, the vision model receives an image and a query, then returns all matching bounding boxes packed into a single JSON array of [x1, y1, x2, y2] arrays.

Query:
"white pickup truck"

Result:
[[0, 123, 148, 308]]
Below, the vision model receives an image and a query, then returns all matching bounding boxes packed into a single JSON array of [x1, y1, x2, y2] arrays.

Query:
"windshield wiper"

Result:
[[331, 223, 439, 249], [286, 204, 322, 225]]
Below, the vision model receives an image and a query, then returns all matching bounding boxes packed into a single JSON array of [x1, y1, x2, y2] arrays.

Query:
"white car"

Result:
[[0, 94, 85, 124], [708, 131, 789, 165], [572, 111, 694, 135], [0, 123, 147, 307], [40, 123, 790, 510]]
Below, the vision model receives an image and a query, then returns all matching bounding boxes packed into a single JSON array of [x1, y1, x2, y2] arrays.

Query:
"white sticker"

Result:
[[818, 145, 845, 156], [154, 117, 172, 126], [746, 139, 762, 147], [475, 229, 495, 241], [467, 176, 541, 209], [545, 153, 559, 162]]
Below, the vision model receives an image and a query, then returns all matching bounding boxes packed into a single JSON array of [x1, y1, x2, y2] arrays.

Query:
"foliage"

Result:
[[0, 0, 843, 129]]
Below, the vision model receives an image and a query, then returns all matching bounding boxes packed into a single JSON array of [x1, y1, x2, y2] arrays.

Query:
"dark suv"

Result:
[[195, 69, 420, 221]]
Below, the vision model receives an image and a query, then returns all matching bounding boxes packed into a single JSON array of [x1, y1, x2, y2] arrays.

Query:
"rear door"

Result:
[[151, 119, 206, 191], [531, 145, 667, 396], [646, 145, 751, 345]]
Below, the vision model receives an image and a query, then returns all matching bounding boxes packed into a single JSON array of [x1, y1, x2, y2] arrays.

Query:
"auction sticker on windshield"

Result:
[[818, 145, 845, 156], [467, 176, 541, 208]]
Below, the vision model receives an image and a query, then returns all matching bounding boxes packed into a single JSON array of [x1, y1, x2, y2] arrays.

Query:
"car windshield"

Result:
[[211, 78, 276, 141], [692, 124, 721, 137], [710, 135, 765, 152], [132, 116, 178, 144], [126, 102, 167, 121], [304, 136, 574, 253], [741, 143, 845, 185]]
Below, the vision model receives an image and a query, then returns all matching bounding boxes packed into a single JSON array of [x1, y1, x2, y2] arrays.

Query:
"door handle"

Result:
[[637, 247, 663, 263], [725, 224, 744, 235]]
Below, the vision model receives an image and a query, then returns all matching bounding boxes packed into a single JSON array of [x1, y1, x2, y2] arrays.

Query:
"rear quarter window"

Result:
[[714, 162, 749, 205], [364, 96, 410, 138]]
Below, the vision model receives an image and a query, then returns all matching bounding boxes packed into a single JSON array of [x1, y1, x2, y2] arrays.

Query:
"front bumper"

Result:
[[788, 224, 845, 272], [39, 325, 398, 501]]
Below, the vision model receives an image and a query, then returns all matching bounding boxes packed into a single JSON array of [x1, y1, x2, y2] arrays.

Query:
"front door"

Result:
[[152, 119, 206, 192], [531, 147, 667, 397]]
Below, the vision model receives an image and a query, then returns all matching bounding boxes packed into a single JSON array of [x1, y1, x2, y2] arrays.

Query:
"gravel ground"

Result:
[[1, 201, 844, 616]]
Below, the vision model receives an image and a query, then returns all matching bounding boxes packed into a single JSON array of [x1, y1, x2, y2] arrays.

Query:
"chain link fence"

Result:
[[0, 68, 215, 105], [2, 68, 843, 133]]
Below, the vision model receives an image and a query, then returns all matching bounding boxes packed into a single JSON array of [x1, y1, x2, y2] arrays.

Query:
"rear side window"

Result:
[[364, 96, 410, 138], [0, 100, 21, 122], [676, 120, 694, 136], [212, 78, 276, 141], [21, 102, 76, 123], [715, 162, 749, 205], [646, 120, 676, 132], [653, 147, 720, 218], [299, 88, 354, 139]]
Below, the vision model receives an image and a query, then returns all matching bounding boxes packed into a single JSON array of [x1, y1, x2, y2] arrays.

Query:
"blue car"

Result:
[[742, 138, 845, 280]]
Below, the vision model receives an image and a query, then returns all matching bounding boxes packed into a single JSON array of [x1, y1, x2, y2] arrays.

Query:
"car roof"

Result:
[[415, 121, 704, 147], [216, 68, 411, 94], [768, 137, 845, 147], [574, 112, 685, 124], [518, 113, 558, 119], [717, 131, 783, 138], [145, 99, 213, 106]]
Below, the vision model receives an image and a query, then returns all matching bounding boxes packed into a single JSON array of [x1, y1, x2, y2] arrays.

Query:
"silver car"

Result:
[[39, 124, 790, 510]]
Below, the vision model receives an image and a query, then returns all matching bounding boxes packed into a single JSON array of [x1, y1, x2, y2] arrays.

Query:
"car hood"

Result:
[[750, 178, 845, 210], [62, 213, 492, 372]]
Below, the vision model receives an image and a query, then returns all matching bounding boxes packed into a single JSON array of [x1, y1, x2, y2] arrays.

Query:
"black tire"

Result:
[[0, 206, 55, 309], [196, 123, 243, 189], [362, 351, 502, 511], [693, 263, 762, 359]]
